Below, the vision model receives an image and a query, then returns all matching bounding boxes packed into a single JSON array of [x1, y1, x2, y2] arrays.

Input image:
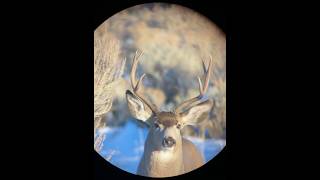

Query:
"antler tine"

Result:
[[200, 55, 213, 96], [175, 55, 213, 113], [130, 50, 143, 90], [130, 50, 159, 114], [135, 73, 146, 92]]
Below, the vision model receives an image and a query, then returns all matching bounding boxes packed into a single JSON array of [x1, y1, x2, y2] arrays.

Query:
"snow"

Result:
[[97, 119, 226, 174]]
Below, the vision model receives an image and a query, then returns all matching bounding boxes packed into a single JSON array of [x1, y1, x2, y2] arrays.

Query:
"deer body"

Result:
[[126, 51, 214, 177], [138, 128, 204, 177]]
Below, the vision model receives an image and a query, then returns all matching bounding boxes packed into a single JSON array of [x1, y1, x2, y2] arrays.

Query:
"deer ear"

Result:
[[179, 100, 214, 127], [126, 90, 153, 122]]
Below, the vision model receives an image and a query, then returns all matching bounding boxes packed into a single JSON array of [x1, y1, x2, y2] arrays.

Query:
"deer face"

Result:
[[149, 112, 181, 151], [126, 90, 213, 152], [126, 51, 214, 154]]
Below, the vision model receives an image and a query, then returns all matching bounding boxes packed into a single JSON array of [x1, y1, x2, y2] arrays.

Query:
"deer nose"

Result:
[[162, 136, 176, 148]]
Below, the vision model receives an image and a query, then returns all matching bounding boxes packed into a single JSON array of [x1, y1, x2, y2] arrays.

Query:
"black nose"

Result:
[[162, 136, 176, 147]]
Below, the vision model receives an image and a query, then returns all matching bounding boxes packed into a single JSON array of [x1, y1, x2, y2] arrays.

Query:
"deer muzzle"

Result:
[[162, 136, 176, 148]]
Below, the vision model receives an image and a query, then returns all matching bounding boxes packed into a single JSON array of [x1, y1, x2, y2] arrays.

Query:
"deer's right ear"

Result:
[[126, 90, 153, 122]]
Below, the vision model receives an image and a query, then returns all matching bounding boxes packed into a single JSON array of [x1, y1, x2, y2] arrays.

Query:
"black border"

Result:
[[7, 1, 314, 179]]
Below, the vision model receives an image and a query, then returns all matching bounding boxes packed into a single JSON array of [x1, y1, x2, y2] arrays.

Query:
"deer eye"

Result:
[[154, 123, 160, 129], [176, 124, 181, 129]]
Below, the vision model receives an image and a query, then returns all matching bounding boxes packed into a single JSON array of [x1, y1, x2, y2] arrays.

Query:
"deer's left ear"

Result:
[[179, 100, 214, 127], [126, 90, 153, 122]]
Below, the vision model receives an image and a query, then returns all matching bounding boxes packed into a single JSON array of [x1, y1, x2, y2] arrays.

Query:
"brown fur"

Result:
[[182, 138, 204, 173], [137, 136, 204, 177], [156, 112, 178, 127]]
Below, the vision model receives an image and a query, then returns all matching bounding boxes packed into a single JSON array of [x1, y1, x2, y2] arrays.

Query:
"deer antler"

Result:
[[174, 55, 213, 113], [130, 50, 159, 114]]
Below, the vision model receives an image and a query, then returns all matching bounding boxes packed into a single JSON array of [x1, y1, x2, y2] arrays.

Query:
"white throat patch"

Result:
[[152, 149, 175, 162]]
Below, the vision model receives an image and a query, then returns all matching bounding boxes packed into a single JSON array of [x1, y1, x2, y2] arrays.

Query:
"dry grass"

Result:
[[94, 27, 126, 152], [106, 4, 225, 75], [96, 3, 226, 139]]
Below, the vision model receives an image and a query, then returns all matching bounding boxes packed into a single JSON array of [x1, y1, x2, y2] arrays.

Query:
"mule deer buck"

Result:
[[126, 51, 214, 177]]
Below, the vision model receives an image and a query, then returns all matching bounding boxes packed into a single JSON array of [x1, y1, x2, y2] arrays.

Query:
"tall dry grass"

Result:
[[94, 28, 126, 152], [97, 3, 226, 140]]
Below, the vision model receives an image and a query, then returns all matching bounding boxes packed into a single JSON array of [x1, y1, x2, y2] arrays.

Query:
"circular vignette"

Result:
[[94, 2, 226, 178]]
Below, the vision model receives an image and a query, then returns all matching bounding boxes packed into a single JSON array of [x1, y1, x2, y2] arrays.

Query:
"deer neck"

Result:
[[139, 137, 184, 177]]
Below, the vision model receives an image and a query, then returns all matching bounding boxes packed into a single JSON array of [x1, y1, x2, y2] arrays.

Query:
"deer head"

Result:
[[126, 50, 214, 177]]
